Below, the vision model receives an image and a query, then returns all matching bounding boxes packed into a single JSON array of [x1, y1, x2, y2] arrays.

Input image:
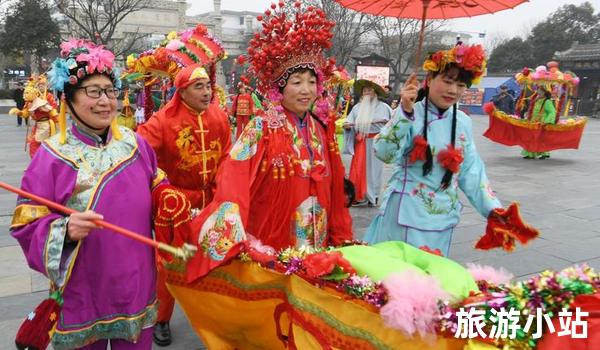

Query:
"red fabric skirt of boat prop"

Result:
[[482, 103, 587, 153]]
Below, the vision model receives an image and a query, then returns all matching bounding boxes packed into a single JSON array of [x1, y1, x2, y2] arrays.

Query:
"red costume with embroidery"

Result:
[[230, 93, 254, 138], [138, 100, 231, 209], [186, 105, 353, 281], [137, 65, 231, 324]]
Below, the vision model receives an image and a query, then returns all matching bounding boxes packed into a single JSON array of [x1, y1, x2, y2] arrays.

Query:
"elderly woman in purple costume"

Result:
[[10, 39, 164, 349]]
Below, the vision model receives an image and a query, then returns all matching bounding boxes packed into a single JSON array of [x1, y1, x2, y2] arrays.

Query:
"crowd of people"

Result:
[[5, 3, 552, 349]]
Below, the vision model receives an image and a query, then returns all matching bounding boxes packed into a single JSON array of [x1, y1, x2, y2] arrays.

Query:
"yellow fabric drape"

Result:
[[166, 260, 468, 350]]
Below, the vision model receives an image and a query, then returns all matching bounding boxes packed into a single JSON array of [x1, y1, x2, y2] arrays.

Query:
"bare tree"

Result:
[[484, 32, 509, 53], [370, 17, 445, 90], [317, 0, 374, 67], [53, 0, 151, 57], [295, 0, 374, 67]]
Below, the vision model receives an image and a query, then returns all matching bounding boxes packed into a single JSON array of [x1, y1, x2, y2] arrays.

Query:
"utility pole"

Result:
[[213, 0, 225, 87]]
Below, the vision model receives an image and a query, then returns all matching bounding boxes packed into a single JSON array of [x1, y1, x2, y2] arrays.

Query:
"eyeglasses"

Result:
[[77, 86, 121, 99]]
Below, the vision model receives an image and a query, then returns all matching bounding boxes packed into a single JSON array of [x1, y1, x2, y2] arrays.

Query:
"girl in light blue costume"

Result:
[[364, 44, 503, 257]]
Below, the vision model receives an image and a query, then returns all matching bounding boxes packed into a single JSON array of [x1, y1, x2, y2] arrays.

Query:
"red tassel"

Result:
[[475, 202, 540, 251], [437, 144, 464, 173], [15, 291, 62, 350], [409, 135, 428, 163]]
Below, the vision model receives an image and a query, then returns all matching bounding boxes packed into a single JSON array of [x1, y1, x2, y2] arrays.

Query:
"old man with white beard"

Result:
[[343, 80, 393, 206]]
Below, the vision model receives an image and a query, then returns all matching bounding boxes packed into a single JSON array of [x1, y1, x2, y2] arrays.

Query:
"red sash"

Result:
[[348, 133, 377, 202]]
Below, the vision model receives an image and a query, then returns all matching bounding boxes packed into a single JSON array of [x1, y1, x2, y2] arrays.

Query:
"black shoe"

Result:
[[153, 322, 172, 346], [522, 156, 534, 159], [539, 155, 550, 159], [351, 199, 368, 207]]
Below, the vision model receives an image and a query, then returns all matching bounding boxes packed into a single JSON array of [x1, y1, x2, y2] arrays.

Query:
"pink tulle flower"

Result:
[[467, 263, 513, 285], [76, 46, 115, 73], [380, 270, 449, 338], [60, 38, 87, 56]]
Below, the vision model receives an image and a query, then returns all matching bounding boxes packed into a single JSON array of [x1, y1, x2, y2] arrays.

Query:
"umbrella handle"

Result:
[[413, 0, 430, 72]]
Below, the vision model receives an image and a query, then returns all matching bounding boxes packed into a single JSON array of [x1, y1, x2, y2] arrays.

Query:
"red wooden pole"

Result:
[[0, 181, 197, 260]]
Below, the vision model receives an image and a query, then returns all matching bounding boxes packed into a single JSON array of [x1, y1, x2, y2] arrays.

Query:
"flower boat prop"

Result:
[[483, 62, 587, 152], [161, 239, 600, 349], [483, 103, 587, 153]]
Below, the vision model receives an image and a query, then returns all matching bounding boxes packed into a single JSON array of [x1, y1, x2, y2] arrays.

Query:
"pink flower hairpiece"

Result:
[[60, 38, 90, 56], [76, 45, 115, 73]]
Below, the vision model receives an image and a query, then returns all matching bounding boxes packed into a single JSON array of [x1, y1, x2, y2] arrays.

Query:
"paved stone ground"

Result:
[[0, 114, 599, 349]]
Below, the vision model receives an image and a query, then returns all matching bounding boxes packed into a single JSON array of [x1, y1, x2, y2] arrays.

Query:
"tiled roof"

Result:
[[555, 42, 600, 61]]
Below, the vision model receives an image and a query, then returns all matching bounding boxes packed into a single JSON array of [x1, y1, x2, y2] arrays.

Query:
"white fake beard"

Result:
[[355, 95, 377, 136]]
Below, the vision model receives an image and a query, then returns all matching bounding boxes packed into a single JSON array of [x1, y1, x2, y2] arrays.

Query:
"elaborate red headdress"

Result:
[[125, 24, 225, 81], [245, 1, 337, 95]]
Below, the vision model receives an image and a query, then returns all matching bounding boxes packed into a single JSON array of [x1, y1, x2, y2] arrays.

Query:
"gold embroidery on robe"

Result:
[[11, 204, 52, 228]]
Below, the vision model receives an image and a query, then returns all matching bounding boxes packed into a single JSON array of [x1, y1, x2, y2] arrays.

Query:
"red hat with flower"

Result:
[[126, 24, 224, 80], [165, 24, 225, 69], [244, 1, 337, 96]]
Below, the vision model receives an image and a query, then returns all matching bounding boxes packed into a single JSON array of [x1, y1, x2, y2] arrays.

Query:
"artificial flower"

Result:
[[437, 144, 464, 173], [47, 59, 70, 92], [76, 45, 115, 74], [60, 38, 87, 56], [422, 59, 439, 72], [303, 251, 355, 279], [409, 135, 429, 163]]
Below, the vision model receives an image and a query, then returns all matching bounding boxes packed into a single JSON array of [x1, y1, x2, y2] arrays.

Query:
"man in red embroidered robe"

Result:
[[137, 64, 231, 346], [230, 84, 254, 139]]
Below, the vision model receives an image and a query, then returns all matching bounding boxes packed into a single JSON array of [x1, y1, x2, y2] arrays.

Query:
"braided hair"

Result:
[[421, 63, 474, 189]]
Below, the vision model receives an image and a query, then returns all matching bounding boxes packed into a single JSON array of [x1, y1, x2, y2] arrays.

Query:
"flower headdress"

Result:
[[245, 1, 337, 96], [48, 38, 120, 92], [422, 44, 487, 86], [47, 38, 121, 144]]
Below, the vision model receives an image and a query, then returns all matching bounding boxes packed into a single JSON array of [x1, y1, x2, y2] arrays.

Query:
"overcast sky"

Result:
[[191, 0, 598, 43]]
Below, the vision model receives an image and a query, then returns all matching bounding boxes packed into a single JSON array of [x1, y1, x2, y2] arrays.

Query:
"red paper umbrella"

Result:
[[335, 0, 528, 69]]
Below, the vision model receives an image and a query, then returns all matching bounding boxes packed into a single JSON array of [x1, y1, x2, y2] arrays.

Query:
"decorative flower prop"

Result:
[[244, 1, 337, 96], [440, 265, 600, 349], [240, 241, 600, 345], [245, 245, 387, 307], [422, 44, 487, 86], [303, 251, 356, 280]]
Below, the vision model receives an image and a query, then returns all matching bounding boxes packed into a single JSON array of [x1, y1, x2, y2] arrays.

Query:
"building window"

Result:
[[240, 16, 244, 25]]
